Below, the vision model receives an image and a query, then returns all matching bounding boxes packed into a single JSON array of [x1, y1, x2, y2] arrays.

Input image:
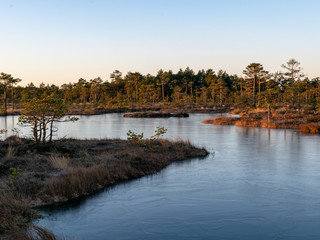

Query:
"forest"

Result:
[[1, 59, 320, 114]]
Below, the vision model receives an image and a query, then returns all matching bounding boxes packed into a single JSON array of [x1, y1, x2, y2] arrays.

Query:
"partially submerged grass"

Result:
[[0, 137, 208, 233], [298, 122, 320, 134], [203, 117, 238, 125], [204, 110, 320, 134]]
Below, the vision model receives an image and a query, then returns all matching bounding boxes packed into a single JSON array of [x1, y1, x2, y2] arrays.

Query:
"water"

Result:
[[1, 113, 320, 239]]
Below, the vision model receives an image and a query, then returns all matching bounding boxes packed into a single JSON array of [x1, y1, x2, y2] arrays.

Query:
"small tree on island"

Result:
[[19, 95, 78, 144]]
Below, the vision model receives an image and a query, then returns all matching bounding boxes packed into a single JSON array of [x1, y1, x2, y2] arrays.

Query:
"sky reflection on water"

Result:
[[1, 113, 320, 239]]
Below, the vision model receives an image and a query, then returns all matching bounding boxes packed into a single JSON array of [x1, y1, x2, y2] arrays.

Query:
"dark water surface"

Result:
[[1, 113, 320, 239]]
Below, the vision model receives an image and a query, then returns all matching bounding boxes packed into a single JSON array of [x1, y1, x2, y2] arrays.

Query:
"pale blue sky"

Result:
[[1, 0, 319, 86]]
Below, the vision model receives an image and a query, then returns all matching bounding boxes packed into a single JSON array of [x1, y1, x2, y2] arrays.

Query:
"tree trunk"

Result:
[[4, 87, 7, 115], [33, 121, 38, 145], [219, 85, 222, 106], [253, 76, 256, 106], [42, 126, 46, 144], [49, 120, 54, 143], [38, 122, 42, 144], [268, 104, 271, 122], [212, 89, 215, 105], [161, 80, 164, 101], [12, 88, 15, 111], [258, 79, 261, 107]]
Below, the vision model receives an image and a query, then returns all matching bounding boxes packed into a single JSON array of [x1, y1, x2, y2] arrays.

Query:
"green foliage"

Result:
[[0, 129, 7, 134], [0, 72, 21, 114], [19, 95, 78, 144], [126, 130, 144, 141], [126, 126, 167, 144], [151, 127, 167, 140], [9, 167, 23, 181], [2, 59, 320, 112]]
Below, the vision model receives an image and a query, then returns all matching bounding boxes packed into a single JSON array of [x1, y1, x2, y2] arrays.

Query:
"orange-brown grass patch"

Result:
[[203, 117, 239, 125], [235, 119, 261, 127], [229, 108, 244, 115], [299, 123, 320, 134], [203, 111, 320, 134]]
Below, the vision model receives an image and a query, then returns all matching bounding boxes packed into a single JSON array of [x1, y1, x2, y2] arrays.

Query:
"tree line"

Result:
[[1, 59, 320, 113]]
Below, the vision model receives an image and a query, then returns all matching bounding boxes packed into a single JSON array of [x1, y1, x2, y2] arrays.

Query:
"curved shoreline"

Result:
[[0, 137, 208, 234]]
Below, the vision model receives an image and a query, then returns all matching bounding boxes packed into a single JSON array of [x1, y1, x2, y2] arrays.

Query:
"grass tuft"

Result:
[[49, 156, 69, 169]]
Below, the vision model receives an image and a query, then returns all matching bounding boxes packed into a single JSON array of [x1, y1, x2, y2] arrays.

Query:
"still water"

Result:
[[1, 113, 320, 239]]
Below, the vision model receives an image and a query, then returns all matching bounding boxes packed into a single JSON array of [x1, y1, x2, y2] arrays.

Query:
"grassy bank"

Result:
[[0, 136, 208, 235], [204, 109, 320, 134]]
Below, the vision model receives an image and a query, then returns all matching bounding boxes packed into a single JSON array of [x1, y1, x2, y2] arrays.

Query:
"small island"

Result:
[[0, 96, 208, 238], [0, 136, 208, 237], [123, 111, 189, 118]]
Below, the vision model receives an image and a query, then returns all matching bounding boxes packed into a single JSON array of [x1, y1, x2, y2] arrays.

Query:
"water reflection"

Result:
[[1, 113, 320, 239]]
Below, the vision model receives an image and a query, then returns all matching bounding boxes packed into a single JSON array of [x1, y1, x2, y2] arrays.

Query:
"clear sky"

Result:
[[1, 0, 319, 86]]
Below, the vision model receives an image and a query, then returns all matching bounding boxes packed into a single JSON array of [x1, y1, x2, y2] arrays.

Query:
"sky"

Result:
[[1, 0, 320, 86]]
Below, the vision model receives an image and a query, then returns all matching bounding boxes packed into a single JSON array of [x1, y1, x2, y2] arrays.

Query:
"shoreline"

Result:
[[0, 137, 208, 234], [203, 110, 320, 134], [0, 105, 230, 117]]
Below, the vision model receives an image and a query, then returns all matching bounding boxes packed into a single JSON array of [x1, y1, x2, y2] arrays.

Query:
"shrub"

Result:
[[126, 130, 144, 141], [150, 127, 167, 140]]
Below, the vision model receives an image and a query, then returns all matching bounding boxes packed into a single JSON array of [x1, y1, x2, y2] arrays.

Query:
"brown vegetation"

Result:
[[123, 111, 189, 118], [1, 104, 229, 117], [298, 123, 320, 134], [0, 136, 208, 233], [203, 109, 320, 134], [0, 192, 40, 234], [1, 224, 63, 240], [203, 117, 238, 125]]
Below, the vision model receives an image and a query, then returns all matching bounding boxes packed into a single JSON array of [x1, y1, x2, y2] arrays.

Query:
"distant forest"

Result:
[[1, 59, 320, 113]]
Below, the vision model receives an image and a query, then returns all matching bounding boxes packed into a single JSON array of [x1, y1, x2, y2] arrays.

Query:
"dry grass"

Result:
[[0, 137, 208, 233], [203, 117, 238, 125], [2, 224, 64, 240], [44, 165, 111, 199], [229, 108, 243, 115], [0, 191, 39, 233], [6, 146, 17, 158], [299, 123, 320, 134], [204, 111, 320, 134], [49, 156, 69, 170], [44, 139, 207, 201]]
